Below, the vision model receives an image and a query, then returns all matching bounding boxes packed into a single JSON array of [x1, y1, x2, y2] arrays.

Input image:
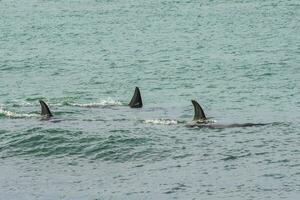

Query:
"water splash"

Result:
[[67, 98, 123, 107], [144, 119, 178, 125], [0, 106, 39, 118]]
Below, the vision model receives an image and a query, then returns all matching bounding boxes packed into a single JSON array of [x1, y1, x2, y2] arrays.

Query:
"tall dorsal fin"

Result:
[[191, 100, 206, 121], [128, 87, 143, 108], [39, 100, 53, 117]]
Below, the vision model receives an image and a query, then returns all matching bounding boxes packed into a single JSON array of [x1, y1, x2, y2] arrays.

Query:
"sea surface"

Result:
[[0, 0, 299, 199]]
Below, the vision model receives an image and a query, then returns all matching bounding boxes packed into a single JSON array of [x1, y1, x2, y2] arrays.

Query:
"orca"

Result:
[[39, 100, 53, 118], [128, 87, 143, 108], [189, 100, 267, 128]]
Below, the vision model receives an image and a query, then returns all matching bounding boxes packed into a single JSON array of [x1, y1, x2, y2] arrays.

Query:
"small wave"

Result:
[[144, 119, 178, 125], [221, 153, 252, 161], [0, 107, 38, 118], [12, 100, 33, 107], [67, 98, 122, 107]]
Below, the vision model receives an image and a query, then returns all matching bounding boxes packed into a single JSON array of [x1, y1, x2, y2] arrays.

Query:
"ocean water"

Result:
[[0, 0, 299, 199]]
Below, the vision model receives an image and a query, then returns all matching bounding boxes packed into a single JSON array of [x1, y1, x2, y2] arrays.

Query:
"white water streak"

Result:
[[69, 98, 122, 107], [144, 119, 178, 125], [0, 106, 38, 118]]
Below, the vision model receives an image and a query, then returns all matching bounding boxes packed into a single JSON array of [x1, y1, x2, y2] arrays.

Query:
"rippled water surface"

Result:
[[0, 0, 299, 199]]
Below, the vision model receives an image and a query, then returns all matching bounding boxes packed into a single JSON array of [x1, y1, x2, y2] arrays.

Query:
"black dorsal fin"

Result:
[[39, 100, 53, 117], [191, 100, 206, 121], [128, 87, 143, 108]]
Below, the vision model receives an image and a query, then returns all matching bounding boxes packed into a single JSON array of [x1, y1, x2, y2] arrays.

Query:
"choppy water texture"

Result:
[[0, 0, 300, 199]]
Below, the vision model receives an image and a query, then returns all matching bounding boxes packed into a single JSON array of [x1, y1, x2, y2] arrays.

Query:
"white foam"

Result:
[[207, 119, 217, 123], [0, 107, 39, 118], [144, 119, 178, 125], [69, 98, 122, 107]]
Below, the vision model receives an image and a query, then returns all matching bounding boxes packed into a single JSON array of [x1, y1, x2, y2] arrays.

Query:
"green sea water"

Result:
[[0, 0, 299, 199]]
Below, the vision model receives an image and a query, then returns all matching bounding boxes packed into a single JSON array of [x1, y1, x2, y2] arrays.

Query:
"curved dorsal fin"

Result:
[[128, 87, 143, 108], [191, 100, 206, 121], [39, 100, 53, 117]]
